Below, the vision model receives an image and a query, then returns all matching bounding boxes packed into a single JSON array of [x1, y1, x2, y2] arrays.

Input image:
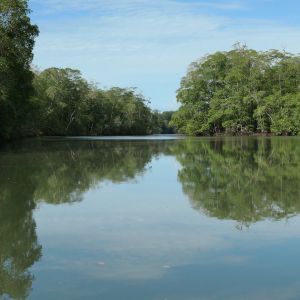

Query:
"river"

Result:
[[1, 136, 300, 299]]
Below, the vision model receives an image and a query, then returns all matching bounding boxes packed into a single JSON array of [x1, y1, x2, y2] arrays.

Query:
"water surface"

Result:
[[1, 136, 300, 300]]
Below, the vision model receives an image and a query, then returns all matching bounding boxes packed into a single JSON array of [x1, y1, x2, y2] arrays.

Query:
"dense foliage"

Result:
[[28, 68, 160, 136], [3, 0, 300, 140], [0, 1, 167, 141], [153, 111, 176, 134], [171, 44, 300, 136], [0, 0, 39, 141]]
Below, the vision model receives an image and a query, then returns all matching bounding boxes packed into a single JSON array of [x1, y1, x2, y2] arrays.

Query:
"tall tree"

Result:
[[0, 0, 38, 141]]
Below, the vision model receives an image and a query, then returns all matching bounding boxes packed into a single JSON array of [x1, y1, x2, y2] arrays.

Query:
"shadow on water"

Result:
[[1, 136, 300, 298]]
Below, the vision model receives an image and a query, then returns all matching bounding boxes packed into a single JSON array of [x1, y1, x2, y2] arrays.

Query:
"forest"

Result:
[[171, 44, 300, 136], [1, 0, 300, 142], [0, 0, 173, 142], [28, 68, 164, 137]]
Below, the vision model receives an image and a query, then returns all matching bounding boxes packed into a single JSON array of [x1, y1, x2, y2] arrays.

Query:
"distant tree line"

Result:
[[171, 44, 300, 136], [153, 110, 175, 134]]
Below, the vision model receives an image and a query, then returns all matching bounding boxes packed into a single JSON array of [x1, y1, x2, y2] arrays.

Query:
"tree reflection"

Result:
[[174, 138, 300, 225], [31, 140, 172, 204], [0, 155, 42, 300], [0, 139, 173, 299], [1, 137, 300, 299]]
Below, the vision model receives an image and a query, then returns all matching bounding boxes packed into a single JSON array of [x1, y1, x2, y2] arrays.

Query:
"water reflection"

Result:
[[0, 140, 173, 299], [1, 137, 300, 299], [1, 140, 172, 205], [6, 137, 300, 224], [32, 140, 170, 204], [175, 137, 300, 225], [0, 155, 42, 299]]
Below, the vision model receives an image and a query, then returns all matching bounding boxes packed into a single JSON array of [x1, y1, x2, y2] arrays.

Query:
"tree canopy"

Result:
[[28, 68, 160, 136], [170, 45, 300, 136], [0, 0, 39, 141], [0, 1, 169, 142], [2, 0, 300, 140]]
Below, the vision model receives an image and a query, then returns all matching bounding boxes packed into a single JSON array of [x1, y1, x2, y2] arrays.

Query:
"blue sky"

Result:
[[29, 0, 300, 111]]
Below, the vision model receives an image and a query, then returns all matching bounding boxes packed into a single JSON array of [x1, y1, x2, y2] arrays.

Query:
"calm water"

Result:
[[1, 136, 300, 300]]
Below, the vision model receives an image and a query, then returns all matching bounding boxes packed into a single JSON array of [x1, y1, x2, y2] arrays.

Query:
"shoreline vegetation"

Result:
[[170, 44, 300, 136], [1, 1, 300, 144], [0, 1, 174, 142]]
